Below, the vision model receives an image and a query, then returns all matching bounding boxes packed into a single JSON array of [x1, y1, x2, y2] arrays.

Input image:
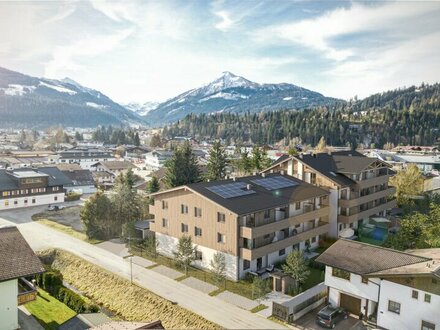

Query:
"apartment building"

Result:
[[149, 173, 330, 280], [316, 239, 440, 330], [262, 151, 396, 237], [0, 167, 70, 210]]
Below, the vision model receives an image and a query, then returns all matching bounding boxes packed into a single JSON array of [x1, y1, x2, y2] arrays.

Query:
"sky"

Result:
[[1, 0, 440, 104]]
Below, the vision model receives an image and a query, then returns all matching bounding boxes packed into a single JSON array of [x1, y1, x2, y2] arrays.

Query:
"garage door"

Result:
[[340, 293, 361, 315]]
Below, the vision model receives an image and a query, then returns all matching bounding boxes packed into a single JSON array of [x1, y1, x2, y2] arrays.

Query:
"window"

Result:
[[181, 204, 188, 214], [311, 236, 316, 243], [195, 227, 202, 237], [162, 200, 168, 210], [332, 267, 350, 281], [388, 300, 401, 314], [433, 278, 438, 285], [243, 259, 250, 270], [162, 218, 168, 228], [339, 224, 343, 231], [194, 207, 202, 217], [362, 277, 368, 284], [14, 200, 18, 205], [181, 223, 188, 233], [412, 290, 419, 299], [295, 202, 301, 210], [32, 198, 36, 204], [195, 250, 202, 261], [263, 209, 270, 219], [4, 200, 9, 206], [2, 191, 10, 197], [279, 248, 285, 256], [24, 199, 28, 204], [217, 233, 226, 243], [217, 212, 225, 223], [424, 294, 431, 303], [421, 320, 435, 330], [54, 196, 58, 201]]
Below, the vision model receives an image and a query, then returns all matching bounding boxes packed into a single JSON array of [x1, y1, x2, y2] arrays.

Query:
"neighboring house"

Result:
[[0, 226, 45, 330], [0, 167, 71, 210], [61, 169, 97, 194], [149, 173, 330, 281], [58, 313, 112, 330], [48, 149, 115, 170], [92, 171, 116, 190], [91, 160, 136, 177], [316, 239, 440, 330], [145, 150, 174, 170], [262, 151, 396, 238], [125, 146, 151, 160]]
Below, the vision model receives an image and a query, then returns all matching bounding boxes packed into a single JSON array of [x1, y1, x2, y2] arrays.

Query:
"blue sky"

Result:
[[1, 0, 440, 103]]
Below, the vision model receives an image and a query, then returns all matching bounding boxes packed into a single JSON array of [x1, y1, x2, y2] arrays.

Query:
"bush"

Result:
[[36, 271, 63, 297], [65, 192, 81, 202], [57, 287, 99, 313]]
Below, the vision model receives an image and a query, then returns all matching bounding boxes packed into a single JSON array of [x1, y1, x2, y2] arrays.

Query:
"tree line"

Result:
[[163, 83, 440, 148], [92, 125, 140, 146]]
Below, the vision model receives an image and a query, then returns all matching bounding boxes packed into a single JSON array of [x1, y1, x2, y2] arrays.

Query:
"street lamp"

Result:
[[124, 254, 134, 284]]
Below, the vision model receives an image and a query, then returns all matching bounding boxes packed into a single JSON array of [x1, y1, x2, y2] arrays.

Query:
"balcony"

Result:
[[338, 200, 397, 224], [355, 171, 392, 189], [17, 278, 37, 305], [240, 222, 330, 260], [339, 187, 396, 208], [240, 206, 329, 239]]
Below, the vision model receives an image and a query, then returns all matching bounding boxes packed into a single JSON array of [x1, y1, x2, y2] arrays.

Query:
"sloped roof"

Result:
[[62, 169, 95, 186], [94, 161, 136, 171], [316, 239, 431, 276], [156, 173, 329, 215], [0, 226, 45, 281], [0, 167, 72, 190]]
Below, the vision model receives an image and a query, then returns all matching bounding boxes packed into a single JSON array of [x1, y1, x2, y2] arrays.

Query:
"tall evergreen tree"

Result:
[[206, 141, 228, 181], [146, 176, 160, 194], [164, 141, 200, 188]]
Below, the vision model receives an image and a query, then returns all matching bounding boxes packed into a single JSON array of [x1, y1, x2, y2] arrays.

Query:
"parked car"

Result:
[[316, 305, 348, 328], [47, 205, 65, 211]]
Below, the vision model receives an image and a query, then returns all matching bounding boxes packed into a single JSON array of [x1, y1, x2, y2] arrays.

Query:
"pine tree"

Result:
[[134, 132, 140, 146], [206, 141, 228, 181], [146, 176, 160, 194], [164, 141, 200, 188]]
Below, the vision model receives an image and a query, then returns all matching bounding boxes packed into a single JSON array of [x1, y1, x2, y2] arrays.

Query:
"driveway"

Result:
[[293, 305, 364, 330], [0, 212, 288, 330]]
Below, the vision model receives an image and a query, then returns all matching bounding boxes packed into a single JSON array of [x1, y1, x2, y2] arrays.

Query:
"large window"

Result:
[[388, 300, 401, 314], [243, 259, 250, 270], [162, 200, 168, 210], [412, 290, 419, 299], [332, 267, 350, 281], [162, 218, 168, 228], [181, 204, 188, 214], [424, 294, 431, 303], [181, 223, 188, 233], [194, 227, 202, 237], [217, 233, 226, 243]]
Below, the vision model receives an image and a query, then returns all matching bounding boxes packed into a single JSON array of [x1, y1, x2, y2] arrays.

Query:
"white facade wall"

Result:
[[0, 279, 18, 330], [155, 232, 239, 280], [0, 193, 65, 210], [329, 189, 339, 238], [65, 185, 96, 194], [57, 158, 115, 170], [377, 280, 440, 330]]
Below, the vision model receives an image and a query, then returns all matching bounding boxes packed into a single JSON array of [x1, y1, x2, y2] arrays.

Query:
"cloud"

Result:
[[214, 10, 234, 31], [44, 28, 133, 77], [255, 2, 440, 61], [89, 0, 134, 22], [39, 3, 77, 25]]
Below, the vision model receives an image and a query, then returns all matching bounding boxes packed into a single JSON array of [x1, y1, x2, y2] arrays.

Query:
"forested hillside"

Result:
[[163, 83, 440, 148]]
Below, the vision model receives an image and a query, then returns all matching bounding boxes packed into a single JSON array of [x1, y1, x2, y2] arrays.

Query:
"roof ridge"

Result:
[[340, 238, 432, 261]]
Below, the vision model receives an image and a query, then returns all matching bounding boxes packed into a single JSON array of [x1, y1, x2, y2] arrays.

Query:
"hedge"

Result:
[[65, 192, 81, 202]]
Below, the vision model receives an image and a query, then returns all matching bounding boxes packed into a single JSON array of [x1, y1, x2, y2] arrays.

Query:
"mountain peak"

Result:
[[204, 71, 258, 94]]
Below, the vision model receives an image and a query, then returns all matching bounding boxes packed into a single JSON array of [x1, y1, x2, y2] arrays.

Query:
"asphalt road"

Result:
[[0, 206, 289, 330]]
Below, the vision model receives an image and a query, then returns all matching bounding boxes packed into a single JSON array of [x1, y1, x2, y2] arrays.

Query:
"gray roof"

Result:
[[186, 173, 329, 215], [62, 169, 95, 186], [293, 151, 383, 187], [59, 313, 112, 330], [0, 226, 45, 281], [0, 167, 72, 190], [316, 239, 431, 276]]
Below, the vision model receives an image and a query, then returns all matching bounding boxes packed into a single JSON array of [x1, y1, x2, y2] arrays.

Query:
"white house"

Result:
[[0, 167, 71, 210], [0, 226, 45, 330], [48, 149, 115, 170], [144, 150, 173, 170], [316, 239, 440, 330]]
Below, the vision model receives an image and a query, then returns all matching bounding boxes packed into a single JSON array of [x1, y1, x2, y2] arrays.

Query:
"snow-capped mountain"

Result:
[[0, 67, 144, 128], [144, 71, 341, 125], [124, 101, 159, 116]]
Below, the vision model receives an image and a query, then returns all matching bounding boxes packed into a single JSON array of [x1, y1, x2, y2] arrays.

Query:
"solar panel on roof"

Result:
[[251, 176, 297, 190], [206, 182, 256, 199]]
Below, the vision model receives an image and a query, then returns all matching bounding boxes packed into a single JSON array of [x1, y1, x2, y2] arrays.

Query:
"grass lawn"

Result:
[[303, 267, 325, 291], [250, 304, 268, 313], [130, 247, 256, 299], [33, 218, 102, 244], [25, 289, 76, 330]]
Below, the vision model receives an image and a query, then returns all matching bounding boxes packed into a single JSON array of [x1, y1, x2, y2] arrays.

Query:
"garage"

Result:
[[340, 293, 361, 315]]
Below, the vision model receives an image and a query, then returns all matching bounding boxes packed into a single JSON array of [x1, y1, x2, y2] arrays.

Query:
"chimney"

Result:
[[262, 173, 266, 178], [246, 184, 251, 190]]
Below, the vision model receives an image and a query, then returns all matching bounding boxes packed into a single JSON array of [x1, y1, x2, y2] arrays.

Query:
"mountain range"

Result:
[[0, 67, 143, 129], [143, 71, 341, 125]]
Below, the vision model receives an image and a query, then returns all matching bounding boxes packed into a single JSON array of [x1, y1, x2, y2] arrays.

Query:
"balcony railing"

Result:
[[240, 222, 330, 260], [339, 187, 396, 208], [240, 206, 329, 239], [338, 199, 397, 224], [17, 278, 37, 305]]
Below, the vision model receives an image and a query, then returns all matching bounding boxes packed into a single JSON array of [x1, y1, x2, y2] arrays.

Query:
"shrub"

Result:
[[36, 271, 63, 297], [65, 192, 81, 202], [57, 287, 98, 313]]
